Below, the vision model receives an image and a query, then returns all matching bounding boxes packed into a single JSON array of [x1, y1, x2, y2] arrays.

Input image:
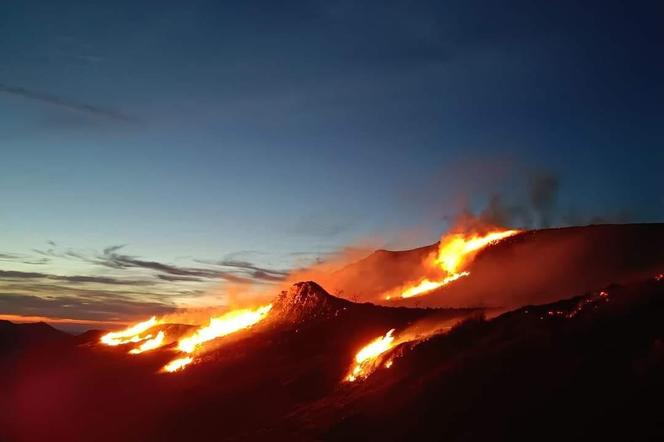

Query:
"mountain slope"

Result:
[[328, 223, 664, 308], [1, 226, 662, 442], [278, 276, 664, 441]]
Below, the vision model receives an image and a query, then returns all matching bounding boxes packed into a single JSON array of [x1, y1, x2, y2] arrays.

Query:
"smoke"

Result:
[[529, 173, 560, 228], [412, 154, 652, 232], [471, 169, 642, 230], [156, 166, 648, 316], [280, 246, 379, 298], [0, 83, 138, 124]]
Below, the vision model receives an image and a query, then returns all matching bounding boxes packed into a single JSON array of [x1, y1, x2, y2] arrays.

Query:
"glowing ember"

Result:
[[100, 316, 158, 346], [346, 329, 396, 382], [163, 357, 193, 373], [177, 304, 272, 354], [129, 331, 166, 354], [396, 229, 520, 299]]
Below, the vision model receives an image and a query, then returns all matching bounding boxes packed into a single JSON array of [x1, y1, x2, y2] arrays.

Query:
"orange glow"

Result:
[[0, 314, 130, 328], [400, 272, 470, 299], [346, 329, 396, 382], [395, 228, 520, 299], [161, 304, 272, 373], [162, 357, 193, 373], [177, 304, 272, 354], [129, 331, 166, 354], [100, 316, 159, 346]]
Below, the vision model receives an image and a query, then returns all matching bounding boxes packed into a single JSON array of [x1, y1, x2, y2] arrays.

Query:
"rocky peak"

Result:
[[271, 281, 352, 323]]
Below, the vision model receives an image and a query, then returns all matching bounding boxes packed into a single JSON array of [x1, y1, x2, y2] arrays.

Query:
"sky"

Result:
[[1, 0, 662, 330]]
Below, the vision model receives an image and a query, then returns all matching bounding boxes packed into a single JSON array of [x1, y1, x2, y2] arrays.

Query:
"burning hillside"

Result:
[[329, 223, 664, 308], [0, 224, 662, 442], [96, 280, 467, 374], [390, 228, 520, 299], [98, 304, 273, 372]]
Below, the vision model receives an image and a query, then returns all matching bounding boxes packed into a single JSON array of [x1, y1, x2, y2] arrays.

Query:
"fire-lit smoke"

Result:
[[390, 228, 520, 300]]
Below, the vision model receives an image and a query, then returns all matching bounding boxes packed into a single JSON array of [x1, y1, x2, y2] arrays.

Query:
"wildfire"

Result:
[[163, 357, 193, 373], [346, 329, 396, 382], [395, 228, 520, 299], [400, 272, 470, 299], [98, 303, 273, 373], [161, 304, 273, 373], [100, 316, 159, 346], [129, 331, 166, 354], [177, 304, 272, 354]]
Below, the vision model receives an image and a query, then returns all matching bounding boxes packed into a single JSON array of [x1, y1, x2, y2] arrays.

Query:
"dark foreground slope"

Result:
[[330, 223, 664, 308], [1, 276, 663, 441], [282, 276, 664, 442]]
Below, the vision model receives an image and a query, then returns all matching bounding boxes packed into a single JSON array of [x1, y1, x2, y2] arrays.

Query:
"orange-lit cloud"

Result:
[[0, 314, 130, 328]]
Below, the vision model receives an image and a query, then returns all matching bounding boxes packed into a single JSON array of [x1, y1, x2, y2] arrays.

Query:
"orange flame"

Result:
[[394, 229, 520, 299], [346, 329, 396, 382], [129, 331, 166, 354], [399, 272, 470, 299], [161, 304, 272, 373], [162, 357, 193, 373], [177, 304, 272, 354], [100, 316, 159, 346]]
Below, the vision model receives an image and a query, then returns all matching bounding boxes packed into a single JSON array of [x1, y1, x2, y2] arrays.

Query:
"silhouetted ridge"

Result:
[[0, 320, 72, 355], [272, 281, 353, 323]]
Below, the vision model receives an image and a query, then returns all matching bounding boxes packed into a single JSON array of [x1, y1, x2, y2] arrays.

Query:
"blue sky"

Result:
[[1, 0, 662, 328]]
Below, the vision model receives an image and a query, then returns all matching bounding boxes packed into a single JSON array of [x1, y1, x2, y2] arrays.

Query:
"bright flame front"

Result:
[[400, 272, 470, 299], [100, 316, 159, 346], [346, 329, 396, 382], [177, 304, 272, 354], [396, 229, 520, 299], [99, 304, 273, 373], [161, 304, 273, 373], [163, 357, 193, 373], [129, 331, 166, 354]]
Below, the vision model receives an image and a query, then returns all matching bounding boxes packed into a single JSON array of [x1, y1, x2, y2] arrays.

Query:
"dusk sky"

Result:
[[1, 0, 662, 329]]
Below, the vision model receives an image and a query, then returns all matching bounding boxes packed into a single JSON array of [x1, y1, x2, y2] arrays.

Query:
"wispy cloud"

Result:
[[0, 269, 153, 286], [31, 243, 292, 285], [0, 241, 307, 326], [94, 246, 255, 283], [156, 274, 205, 282], [0, 291, 174, 323], [0, 252, 50, 265], [197, 259, 290, 282], [0, 83, 139, 124]]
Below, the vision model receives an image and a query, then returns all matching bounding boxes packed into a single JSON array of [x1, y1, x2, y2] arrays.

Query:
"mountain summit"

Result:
[[271, 281, 353, 324]]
